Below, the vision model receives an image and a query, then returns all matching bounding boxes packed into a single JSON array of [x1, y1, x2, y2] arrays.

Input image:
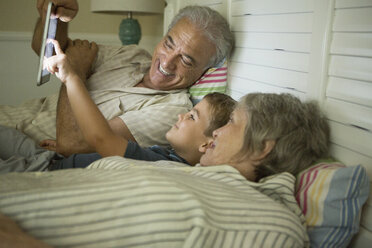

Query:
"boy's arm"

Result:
[[47, 40, 128, 157]]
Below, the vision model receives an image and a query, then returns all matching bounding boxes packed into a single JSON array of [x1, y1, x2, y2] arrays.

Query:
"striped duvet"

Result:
[[0, 157, 309, 247]]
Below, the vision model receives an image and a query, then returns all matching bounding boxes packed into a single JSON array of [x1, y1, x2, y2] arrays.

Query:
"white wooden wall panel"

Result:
[[234, 32, 311, 52], [329, 121, 372, 157], [231, 48, 309, 72], [331, 33, 372, 57], [177, 0, 227, 18], [231, 0, 313, 15], [329, 56, 372, 83], [181, 0, 222, 6], [229, 62, 307, 92], [227, 76, 305, 100], [336, 0, 372, 8], [228, 0, 313, 105], [325, 98, 372, 137], [231, 13, 312, 33], [330, 144, 372, 179], [333, 8, 372, 32], [327, 77, 372, 107]]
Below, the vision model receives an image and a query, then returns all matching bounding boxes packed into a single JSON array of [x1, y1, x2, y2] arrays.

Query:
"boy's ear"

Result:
[[251, 140, 275, 162], [198, 138, 213, 154]]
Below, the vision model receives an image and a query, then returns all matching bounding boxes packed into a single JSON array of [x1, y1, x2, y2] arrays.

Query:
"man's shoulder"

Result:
[[98, 44, 152, 60]]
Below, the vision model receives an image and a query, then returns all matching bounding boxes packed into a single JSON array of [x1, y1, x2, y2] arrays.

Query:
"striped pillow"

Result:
[[188, 60, 228, 105], [295, 162, 370, 247]]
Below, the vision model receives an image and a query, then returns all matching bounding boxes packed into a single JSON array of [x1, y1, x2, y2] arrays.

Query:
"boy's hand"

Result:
[[37, 0, 79, 22], [45, 39, 77, 83], [39, 139, 57, 151], [45, 39, 98, 83]]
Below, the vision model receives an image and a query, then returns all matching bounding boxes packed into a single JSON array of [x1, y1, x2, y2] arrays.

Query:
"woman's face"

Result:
[[200, 107, 248, 167]]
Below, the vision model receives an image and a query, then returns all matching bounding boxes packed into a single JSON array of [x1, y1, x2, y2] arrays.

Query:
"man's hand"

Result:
[[39, 139, 57, 151], [37, 0, 79, 22], [65, 39, 98, 80]]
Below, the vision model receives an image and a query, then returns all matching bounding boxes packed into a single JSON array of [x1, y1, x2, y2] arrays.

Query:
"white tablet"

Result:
[[36, 2, 58, 86]]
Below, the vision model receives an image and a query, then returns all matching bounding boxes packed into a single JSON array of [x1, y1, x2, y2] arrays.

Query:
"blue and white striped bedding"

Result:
[[0, 157, 309, 247]]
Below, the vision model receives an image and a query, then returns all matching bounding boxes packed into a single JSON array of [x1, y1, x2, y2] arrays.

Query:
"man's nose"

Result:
[[162, 52, 177, 70]]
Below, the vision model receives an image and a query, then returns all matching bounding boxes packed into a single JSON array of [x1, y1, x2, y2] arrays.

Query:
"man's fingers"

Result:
[[55, 8, 77, 22], [91, 41, 98, 51]]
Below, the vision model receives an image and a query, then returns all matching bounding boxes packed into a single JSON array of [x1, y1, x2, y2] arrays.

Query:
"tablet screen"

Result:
[[37, 2, 58, 86]]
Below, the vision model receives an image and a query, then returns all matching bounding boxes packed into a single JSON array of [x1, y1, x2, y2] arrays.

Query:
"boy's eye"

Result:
[[188, 114, 195, 120]]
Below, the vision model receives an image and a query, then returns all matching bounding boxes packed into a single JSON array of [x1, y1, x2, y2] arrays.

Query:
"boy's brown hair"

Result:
[[202, 92, 236, 137]]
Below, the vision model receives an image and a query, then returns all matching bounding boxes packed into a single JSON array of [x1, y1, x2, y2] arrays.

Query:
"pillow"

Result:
[[188, 60, 228, 105], [295, 161, 370, 248]]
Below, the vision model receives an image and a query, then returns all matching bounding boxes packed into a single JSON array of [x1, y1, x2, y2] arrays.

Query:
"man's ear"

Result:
[[251, 140, 275, 162], [198, 138, 213, 154]]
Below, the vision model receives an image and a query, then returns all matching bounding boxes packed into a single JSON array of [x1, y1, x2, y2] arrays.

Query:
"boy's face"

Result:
[[166, 98, 212, 155]]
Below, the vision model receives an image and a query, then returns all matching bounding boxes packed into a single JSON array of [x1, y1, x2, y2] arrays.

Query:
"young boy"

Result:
[[46, 40, 235, 170]]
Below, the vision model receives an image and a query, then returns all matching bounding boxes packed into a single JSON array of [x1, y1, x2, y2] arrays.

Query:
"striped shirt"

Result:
[[0, 45, 192, 147]]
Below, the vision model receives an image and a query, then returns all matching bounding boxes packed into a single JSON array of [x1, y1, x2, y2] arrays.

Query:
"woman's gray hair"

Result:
[[237, 93, 330, 181], [168, 5, 234, 68]]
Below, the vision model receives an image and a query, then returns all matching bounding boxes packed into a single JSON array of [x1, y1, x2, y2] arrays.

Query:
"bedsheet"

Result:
[[0, 93, 58, 143], [0, 157, 309, 247]]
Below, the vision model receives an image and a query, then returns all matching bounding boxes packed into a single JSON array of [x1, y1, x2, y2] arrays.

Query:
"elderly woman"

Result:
[[200, 92, 330, 181], [0, 92, 330, 247]]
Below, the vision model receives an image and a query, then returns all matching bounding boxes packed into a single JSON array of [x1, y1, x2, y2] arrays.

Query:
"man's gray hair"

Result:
[[168, 5, 234, 68], [237, 93, 330, 181]]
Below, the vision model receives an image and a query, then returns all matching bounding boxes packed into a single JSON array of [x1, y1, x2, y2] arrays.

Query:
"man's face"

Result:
[[148, 18, 216, 90], [166, 98, 211, 155]]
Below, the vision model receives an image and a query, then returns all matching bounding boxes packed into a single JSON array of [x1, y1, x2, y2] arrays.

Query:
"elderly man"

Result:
[[0, 0, 233, 157]]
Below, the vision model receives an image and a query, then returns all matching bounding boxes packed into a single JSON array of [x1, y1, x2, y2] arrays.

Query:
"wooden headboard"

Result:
[[164, 0, 372, 179]]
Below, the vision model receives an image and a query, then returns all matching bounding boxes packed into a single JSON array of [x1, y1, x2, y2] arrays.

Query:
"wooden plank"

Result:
[[180, 0, 222, 6], [330, 143, 372, 180], [336, 0, 372, 9], [329, 120, 372, 164], [324, 97, 372, 132], [231, 13, 312, 33], [331, 33, 372, 57], [327, 76, 372, 108], [329, 55, 372, 83], [227, 75, 306, 100], [231, 0, 313, 16], [231, 48, 309, 72], [333, 8, 372, 32], [229, 62, 308, 92], [234, 32, 311, 52]]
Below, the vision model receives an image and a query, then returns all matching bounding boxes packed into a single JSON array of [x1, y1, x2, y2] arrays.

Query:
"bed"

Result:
[[0, 0, 371, 247]]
